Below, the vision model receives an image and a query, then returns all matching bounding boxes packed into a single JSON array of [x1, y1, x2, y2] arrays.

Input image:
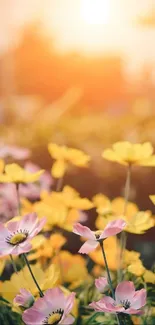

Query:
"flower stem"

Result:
[[16, 183, 21, 215], [56, 177, 63, 192], [23, 253, 44, 297], [119, 165, 131, 281], [100, 241, 115, 299], [100, 242, 121, 325], [9, 254, 18, 274]]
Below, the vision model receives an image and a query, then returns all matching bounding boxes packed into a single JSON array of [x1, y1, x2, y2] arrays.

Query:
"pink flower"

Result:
[[0, 145, 30, 160], [89, 281, 146, 315], [95, 277, 108, 293], [13, 289, 34, 308], [73, 219, 126, 254], [0, 213, 46, 256], [22, 287, 75, 325]]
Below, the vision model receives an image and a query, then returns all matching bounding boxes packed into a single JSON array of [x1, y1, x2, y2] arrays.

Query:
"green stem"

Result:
[[100, 242, 122, 325], [100, 242, 115, 299], [9, 254, 18, 274], [23, 253, 44, 297], [119, 165, 131, 281]]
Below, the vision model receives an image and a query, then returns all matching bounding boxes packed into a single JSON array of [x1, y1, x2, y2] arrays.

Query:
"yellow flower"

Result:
[[0, 163, 44, 183], [128, 260, 145, 276], [0, 263, 59, 302], [53, 251, 88, 285], [123, 250, 141, 266], [102, 141, 155, 166], [48, 143, 90, 178], [49, 233, 67, 251], [27, 186, 93, 231], [95, 196, 154, 234], [89, 237, 119, 271], [143, 270, 155, 284]]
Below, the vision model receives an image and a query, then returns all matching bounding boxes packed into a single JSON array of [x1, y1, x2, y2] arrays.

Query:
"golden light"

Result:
[[80, 0, 110, 25]]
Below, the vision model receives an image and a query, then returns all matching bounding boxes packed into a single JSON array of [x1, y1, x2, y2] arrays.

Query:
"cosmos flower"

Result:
[[22, 287, 75, 325], [102, 142, 155, 166], [73, 219, 126, 254], [13, 289, 34, 308], [95, 277, 108, 293], [0, 213, 46, 256], [90, 281, 146, 315], [48, 143, 90, 178], [0, 163, 44, 183]]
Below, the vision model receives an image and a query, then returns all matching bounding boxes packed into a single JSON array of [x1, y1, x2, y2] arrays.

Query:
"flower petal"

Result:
[[115, 281, 135, 305], [61, 315, 75, 324], [22, 309, 45, 325], [79, 240, 98, 254], [99, 219, 126, 240], [73, 223, 95, 240], [131, 289, 146, 309]]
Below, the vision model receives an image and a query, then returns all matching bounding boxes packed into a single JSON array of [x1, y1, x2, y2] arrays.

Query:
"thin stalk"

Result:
[[9, 254, 18, 274], [16, 183, 21, 215], [23, 253, 44, 297], [100, 242, 122, 325], [119, 165, 131, 281], [100, 242, 115, 299], [56, 177, 63, 192]]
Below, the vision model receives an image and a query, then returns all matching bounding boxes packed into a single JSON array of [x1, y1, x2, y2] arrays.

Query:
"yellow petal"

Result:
[[48, 143, 67, 160], [149, 195, 155, 205], [51, 160, 67, 178]]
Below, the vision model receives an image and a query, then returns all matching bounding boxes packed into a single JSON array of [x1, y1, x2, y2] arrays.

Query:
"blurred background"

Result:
[[0, 0, 155, 265]]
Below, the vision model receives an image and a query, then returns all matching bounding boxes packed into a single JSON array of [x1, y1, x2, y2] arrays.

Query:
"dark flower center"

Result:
[[120, 299, 131, 310], [43, 309, 63, 325], [6, 229, 29, 245]]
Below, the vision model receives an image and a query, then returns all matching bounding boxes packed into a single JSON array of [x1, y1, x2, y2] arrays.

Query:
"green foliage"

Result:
[[0, 302, 23, 325]]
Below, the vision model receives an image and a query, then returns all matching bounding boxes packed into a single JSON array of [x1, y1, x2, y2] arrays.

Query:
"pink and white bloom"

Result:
[[73, 219, 126, 254], [0, 213, 46, 256], [13, 289, 34, 308], [95, 277, 108, 293], [22, 287, 75, 325], [89, 281, 146, 315]]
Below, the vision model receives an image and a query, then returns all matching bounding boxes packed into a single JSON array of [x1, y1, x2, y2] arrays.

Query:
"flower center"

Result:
[[9, 233, 27, 245], [120, 299, 131, 310], [47, 313, 62, 324], [95, 230, 102, 240]]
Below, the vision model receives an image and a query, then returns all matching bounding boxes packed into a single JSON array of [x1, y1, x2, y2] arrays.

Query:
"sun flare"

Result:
[[81, 0, 110, 25]]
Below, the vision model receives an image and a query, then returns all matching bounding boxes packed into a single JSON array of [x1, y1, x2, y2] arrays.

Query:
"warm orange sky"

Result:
[[1, 0, 155, 75]]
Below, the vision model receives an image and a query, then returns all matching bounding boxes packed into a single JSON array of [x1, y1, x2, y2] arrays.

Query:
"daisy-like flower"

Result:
[[73, 219, 126, 254], [22, 287, 75, 325], [102, 142, 155, 166], [89, 281, 146, 315], [13, 289, 34, 308], [0, 163, 44, 183], [95, 277, 108, 293], [0, 213, 46, 256]]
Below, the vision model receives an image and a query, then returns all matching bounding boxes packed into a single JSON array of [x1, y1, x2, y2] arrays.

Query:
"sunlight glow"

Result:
[[81, 0, 110, 25]]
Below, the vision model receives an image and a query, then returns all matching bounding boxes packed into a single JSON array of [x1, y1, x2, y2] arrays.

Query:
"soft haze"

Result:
[[0, 0, 155, 74]]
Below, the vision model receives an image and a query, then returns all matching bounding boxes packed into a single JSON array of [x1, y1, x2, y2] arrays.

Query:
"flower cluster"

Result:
[[0, 141, 154, 325]]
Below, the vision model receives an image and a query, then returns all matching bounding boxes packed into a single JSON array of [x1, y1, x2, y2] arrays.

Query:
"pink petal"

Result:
[[79, 240, 98, 254], [11, 241, 32, 255], [89, 296, 123, 313], [0, 223, 9, 239], [29, 217, 46, 238], [99, 219, 126, 240], [73, 223, 95, 240], [131, 289, 147, 309], [60, 315, 75, 324], [64, 292, 76, 315], [22, 309, 45, 325], [7, 221, 20, 233], [0, 242, 14, 256], [19, 213, 38, 233], [95, 277, 108, 292], [44, 288, 65, 312], [115, 281, 135, 305]]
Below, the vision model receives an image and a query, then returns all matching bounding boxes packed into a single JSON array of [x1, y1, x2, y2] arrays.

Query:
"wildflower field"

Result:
[[0, 140, 155, 325]]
